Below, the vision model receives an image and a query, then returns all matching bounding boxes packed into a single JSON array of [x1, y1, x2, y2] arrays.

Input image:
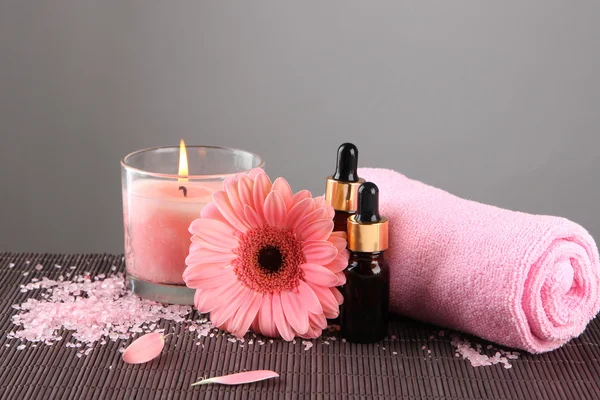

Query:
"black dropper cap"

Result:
[[332, 143, 359, 182], [355, 182, 381, 223]]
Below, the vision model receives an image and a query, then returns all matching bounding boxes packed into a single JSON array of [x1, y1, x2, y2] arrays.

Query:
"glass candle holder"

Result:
[[121, 145, 264, 305]]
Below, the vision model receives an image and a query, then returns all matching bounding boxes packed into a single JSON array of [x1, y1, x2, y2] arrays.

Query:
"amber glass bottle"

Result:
[[325, 143, 364, 235], [341, 182, 390, 343]]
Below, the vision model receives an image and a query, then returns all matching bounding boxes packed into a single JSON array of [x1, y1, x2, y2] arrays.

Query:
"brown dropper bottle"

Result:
[[325, 143, 365, 234], [341, 182, 390, 343]]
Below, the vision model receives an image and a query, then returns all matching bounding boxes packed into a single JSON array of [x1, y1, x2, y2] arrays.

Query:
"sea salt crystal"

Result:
[[35, 264, 44, 271], [302, 341, 313, 351], [248, 339, 253, 345], [450, 334, 518, 368], [8, 263, 15, 268], [17, 344, 26, 350], [258, 340, 264, 345], [23, 272, 29, 276], [111, 266, 117, 271], [69, 266, 77, 270], [392, 351, 397, 355], [54, 264, 62, 269], [25, 260, 30, 264], [341, 338, 347, 343], [9, 273, 192, 354], [5, 344, 9, 347], [323, 341, 330, 345]]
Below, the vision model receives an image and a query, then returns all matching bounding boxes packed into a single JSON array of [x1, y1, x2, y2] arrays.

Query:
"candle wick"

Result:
[[179, 186, 188, 197]]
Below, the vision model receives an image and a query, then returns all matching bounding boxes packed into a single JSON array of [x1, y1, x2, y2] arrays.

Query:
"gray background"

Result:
[[1, 2, 598, 253]]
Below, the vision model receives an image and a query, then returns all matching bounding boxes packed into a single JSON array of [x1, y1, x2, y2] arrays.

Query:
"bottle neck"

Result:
[[349, 251, 386, 263]]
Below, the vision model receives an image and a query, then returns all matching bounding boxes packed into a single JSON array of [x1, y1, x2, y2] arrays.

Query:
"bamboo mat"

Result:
[[1, 253, 599, 400]]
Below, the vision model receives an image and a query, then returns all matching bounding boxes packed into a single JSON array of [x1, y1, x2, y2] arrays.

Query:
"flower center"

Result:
[[234, 226, 305, 294], [258, 245, 283, 273]]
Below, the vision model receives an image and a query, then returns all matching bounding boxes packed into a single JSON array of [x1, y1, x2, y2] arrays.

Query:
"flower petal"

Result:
[[238, 175, 255, 211], [297, 280, 323, 315], [225, 178, 247, 225], [309, 311, 328, 330], [263, 191, 287, 229], [280, 290, 309, 335], [230, 292, 263, 338], [190, 237, 233, 253], [244, 204, 263, 229], [195, 280, 240, 313], [307, 282, 340, 319], [185, 247, 237, 265], [331, 287, 344, 305], [303, 241, 338, 265], [213, 191, 249, 233], [301, 263, 340, 287], [323, 254, 348, 273], [291, 190, 312, 207], [252, 171, 272, 219], [200, 202, 228, 224], [122, 332, 166, 364], [189, 218, 238, 248], [335, 271, 346, 286], [258, 296, 278, 337], [297, 219, 334, 242], [272, 293, 294, 341], [209, 285, 252, 327], [293, 208, 328, 234], [285, 198, 314, 230], [272, 177, 294, 210], [183, 261, 231, 281], [183, 266, 236, 290], [248, 168, 265, 180], [314, 196, 336, 220], [327, 236, 348, 253]]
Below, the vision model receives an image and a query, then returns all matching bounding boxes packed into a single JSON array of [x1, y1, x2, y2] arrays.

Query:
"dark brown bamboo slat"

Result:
[[1, 252, 599, 400]]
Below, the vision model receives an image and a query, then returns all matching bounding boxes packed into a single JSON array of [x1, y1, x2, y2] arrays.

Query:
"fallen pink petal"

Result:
[[122, 332, 169, 364], [191, 370, 279, 386]]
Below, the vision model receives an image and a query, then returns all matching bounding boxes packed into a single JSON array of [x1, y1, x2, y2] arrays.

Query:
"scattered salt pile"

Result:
[[450, 333, 519, 369], [8, 273, 217, 356]]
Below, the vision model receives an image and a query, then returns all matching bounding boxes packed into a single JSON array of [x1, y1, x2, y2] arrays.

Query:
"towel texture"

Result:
[[359, 168, 600, 353]]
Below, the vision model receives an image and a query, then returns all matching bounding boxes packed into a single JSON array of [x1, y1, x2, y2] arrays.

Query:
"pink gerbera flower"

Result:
[[183, 168, 348, 340]]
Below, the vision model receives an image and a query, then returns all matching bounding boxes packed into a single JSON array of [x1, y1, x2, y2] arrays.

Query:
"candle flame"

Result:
[[178, 139, 188, 182]]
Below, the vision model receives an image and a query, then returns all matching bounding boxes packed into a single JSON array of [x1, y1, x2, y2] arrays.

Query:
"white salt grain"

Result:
[[17, 344, 26, 350], [302, 340, 313, 351], [54, 264, 62, 269], [393, 351, 398, 355], [8, 263, 15, 268], [450, 334, 518, 369], [23, 272, 29, 276]]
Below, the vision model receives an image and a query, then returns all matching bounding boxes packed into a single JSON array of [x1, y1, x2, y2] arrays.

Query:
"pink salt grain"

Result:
[[9, 274, 192, 353], [450, 334, 518, 369], [35, 264, 44, 271]]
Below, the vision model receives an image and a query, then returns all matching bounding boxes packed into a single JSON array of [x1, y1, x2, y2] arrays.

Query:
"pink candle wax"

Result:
[[124, 179, 220, 284]]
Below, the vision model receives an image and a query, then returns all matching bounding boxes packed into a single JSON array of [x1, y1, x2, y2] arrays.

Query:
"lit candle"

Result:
[[124, 140, 217, 285], [121, 142, 263, 304]]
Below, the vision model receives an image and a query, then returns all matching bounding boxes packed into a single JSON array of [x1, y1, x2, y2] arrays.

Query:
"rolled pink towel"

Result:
[[360, 167, 600, 353]]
